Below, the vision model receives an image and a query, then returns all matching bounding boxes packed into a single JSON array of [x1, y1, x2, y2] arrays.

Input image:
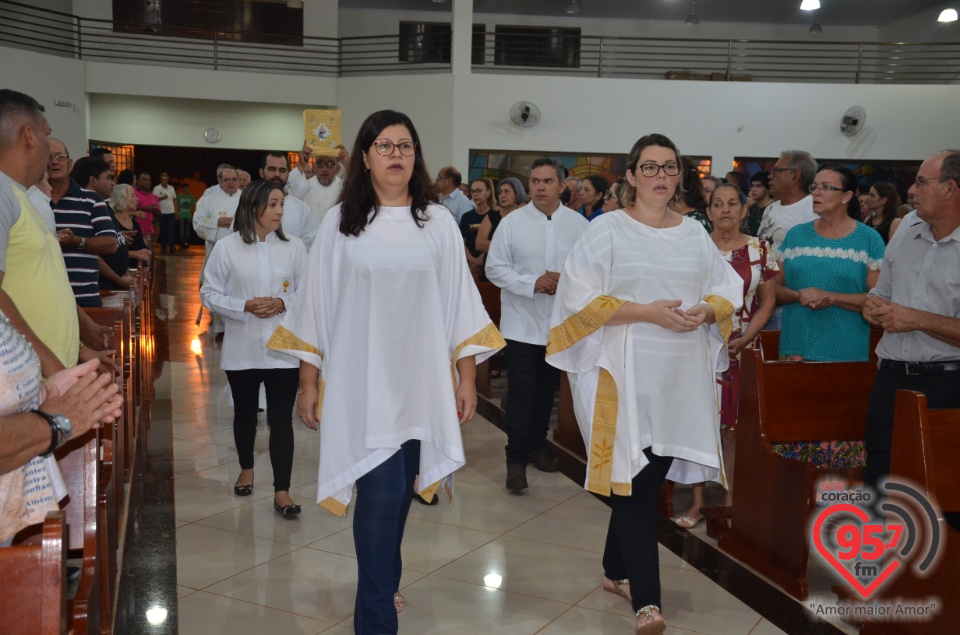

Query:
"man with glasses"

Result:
[[757, 150, 818, 259], [757, 150, 818, 329], [486, 157, 588, 493], [289, 141, 349, 223], [861, 150, 960, 527], [435, 166, 474, 223], [48, 139, 119, 308]]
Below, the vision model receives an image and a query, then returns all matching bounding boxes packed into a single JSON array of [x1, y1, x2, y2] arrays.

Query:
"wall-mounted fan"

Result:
[[509, 101, 541, 128], [841, 106, 866, 137]]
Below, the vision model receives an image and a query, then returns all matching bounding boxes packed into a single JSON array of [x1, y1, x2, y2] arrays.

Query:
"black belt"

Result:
[[880, 359, 960, 376]]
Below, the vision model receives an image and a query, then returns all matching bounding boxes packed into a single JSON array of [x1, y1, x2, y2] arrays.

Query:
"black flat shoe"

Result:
[[414, 492, 439, 505], [274, 501, 302, 518], [234, 484, 253, 497]]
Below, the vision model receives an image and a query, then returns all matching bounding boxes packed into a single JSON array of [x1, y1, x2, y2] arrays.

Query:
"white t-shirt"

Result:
[[153, 184, 177, 215]]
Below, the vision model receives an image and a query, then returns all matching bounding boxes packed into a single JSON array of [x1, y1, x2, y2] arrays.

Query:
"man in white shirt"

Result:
[[153, 171, 177, 254], [486, 157, 589, 493], [757, 149, 818, 330], [196, 163, 232, 207], [259, 152, 320, 249], [193, 167, 241, 336], [288, 141, 348, 224], [435, 166, 475, 223]]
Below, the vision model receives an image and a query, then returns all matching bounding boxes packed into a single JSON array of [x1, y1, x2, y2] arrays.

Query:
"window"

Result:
[[494, 26, 581, 68], [398, 22, 486, 65]]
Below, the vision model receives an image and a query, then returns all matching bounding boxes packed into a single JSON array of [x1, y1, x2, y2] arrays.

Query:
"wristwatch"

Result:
[[77, 237, 86, 251], [32, 410, 74, 455]]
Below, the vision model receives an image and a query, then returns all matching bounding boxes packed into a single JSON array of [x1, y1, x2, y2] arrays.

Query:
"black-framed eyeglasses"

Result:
[[638, 162, 680, 177], [316, 159, 337, 169], [915, 175, 960, 188], [603, 191, 617, 200], [373, 140, 416, 156], [469, 189, 486, 195], [49, 152, 69, 161], [771, 167, 797, 176], [808, 183, 845, 193]]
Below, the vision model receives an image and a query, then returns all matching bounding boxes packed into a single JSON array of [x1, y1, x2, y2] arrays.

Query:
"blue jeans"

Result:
[[159, 213, 176, 248], [353, 440, 419, 635]]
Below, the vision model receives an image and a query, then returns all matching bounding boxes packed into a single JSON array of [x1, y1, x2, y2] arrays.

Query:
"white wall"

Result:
[[72, 0, 111, 20], [449, 74, 960, 174], [87, 94, 317, 150], [305, 0, 339, 39], [0, 48, 88, 158]]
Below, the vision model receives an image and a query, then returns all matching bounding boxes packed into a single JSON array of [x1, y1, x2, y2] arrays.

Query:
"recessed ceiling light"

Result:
[[938, 8, 959, 22], [800, 0, 820, 11]]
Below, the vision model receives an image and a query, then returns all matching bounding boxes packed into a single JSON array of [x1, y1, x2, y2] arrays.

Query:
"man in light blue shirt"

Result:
[[435, 166, 474, 223]]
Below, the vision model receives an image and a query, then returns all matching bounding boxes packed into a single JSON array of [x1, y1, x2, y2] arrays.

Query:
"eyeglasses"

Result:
[[470, 189, 486, 195], [373, 140, 416, 156], [808, 183, 845, 193], [49, 152, 69, 161], [316, 159, 337, 169], [603, 191, 617, 200], [771, 167, 797, 176], [914, 175, 960, 188], [638, 162, 680, 177], [436, 175, 451, 182]]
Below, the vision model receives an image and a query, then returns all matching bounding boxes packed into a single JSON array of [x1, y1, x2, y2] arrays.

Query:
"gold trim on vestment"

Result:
[[266, 324, 322, 356], [419, 480, 441, 500], [546, 295, 625, 356], [703, 295, 735, 342], [319, 496, 347, 517], [586, 368, 625, 497], [450, 322, 506, 389]]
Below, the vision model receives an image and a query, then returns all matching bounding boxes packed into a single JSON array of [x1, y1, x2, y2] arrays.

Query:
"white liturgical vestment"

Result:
[[546, 212, 743, 496], [268, 204, 505, 515]]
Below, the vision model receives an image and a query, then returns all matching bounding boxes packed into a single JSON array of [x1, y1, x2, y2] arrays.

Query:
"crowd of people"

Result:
[[3, 83, 960, 635]]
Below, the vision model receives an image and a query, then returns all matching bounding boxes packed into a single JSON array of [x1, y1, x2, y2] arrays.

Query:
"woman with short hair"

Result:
[[475, 177, 527, 255]]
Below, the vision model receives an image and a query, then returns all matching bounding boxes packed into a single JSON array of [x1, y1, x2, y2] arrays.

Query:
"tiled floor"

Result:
[[162, 248, 791, 634]]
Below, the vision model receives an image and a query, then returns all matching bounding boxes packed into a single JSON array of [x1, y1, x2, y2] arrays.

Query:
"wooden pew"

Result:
[[55, 430, 102, 634], [858, 391, 960, 635], [715, 345, 877, 600], [0, 513, 67, 634], [475, 281, 501, 398]]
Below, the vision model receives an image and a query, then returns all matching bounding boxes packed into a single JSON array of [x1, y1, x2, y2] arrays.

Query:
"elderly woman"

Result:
[[673, 184, 778, 528], [579, 174, 610, 221], [602, 177, 627, 213], [109, 184, 151, 268], [200, 180, 309, 516], [475, 177, 527, 255], [864, 181, 903, 244], [268, 110, 504, 634], [547, 133, 741, 635], [772, 164, 885, 467]]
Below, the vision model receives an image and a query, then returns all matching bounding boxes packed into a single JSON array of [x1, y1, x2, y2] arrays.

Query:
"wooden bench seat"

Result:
[[715, 343, 877, 600], [0, 512, 67, 634], [858, 391, 960, 635]]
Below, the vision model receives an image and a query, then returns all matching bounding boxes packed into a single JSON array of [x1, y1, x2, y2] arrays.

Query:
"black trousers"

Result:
[[864, 365, 960, 529], [503, 339, 559, 465], [225, 367, 299, 492], [603, 448, 675, 612]]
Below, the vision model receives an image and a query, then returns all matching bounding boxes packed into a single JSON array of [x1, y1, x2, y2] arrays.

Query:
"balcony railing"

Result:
[[2, 0, 959, 84]]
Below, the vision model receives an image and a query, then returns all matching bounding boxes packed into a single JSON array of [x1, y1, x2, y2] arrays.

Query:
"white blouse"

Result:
[[200, 231, 308, 370]]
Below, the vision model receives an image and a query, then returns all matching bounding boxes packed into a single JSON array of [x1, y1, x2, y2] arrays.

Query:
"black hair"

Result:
[[233, 180, 288, 245], [70, 157, 111, 187], [338, 110, 437, 237], [530, 157, 566, 182], [582, 174, 610, 213], [0, 89, 45, 138], [751, 170, 770, 189], [261, 152, 288, 169], [117, 169, 135, 186], [89, 147, 113, 161], [817, 164, 861, 220]]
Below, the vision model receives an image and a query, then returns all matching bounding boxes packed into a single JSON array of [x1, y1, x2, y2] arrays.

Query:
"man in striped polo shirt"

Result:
[[48, 138, 118, 308]]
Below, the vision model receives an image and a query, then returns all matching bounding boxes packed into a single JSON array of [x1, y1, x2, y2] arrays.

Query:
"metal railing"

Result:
[[2, 0, 959, 84]]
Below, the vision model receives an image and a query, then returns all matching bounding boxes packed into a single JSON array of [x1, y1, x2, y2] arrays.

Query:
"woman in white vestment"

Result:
[[200, 180, 308, 517], [546, 133, 742, 635], [267, 110, 505, 635]]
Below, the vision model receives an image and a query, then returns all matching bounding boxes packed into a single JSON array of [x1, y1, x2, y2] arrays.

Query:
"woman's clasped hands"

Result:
[[647, 299, 715, 333]]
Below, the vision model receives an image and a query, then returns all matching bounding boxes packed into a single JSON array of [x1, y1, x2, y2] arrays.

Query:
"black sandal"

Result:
[[274, 501, 302, 518]]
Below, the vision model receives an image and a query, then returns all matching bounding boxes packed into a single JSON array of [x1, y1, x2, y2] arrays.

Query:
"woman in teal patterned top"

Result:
[[772, 164, 885, 467]]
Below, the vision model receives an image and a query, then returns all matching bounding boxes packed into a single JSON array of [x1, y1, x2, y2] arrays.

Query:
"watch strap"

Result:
[[32, 409, 62, 456]]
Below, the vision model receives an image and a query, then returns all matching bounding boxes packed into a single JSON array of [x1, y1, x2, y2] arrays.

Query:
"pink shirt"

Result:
[[134, 187, 159, 235]]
